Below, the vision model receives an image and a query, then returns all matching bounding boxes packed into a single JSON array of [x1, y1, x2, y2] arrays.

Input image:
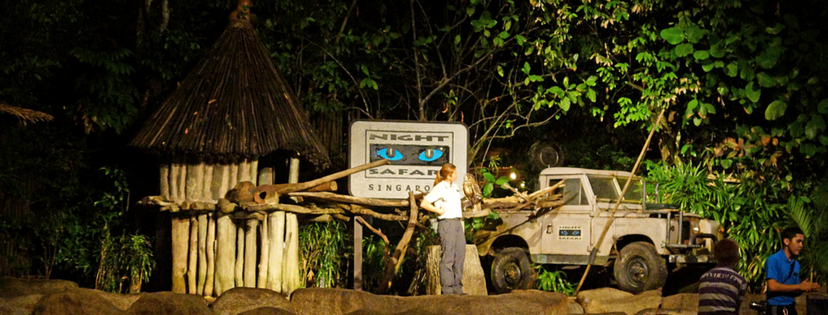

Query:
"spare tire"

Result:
[[490, 247, 536, 293]]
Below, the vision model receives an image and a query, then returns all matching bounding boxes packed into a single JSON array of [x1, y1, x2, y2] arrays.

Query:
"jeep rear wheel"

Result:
[[491, 247, 535, 293], [613, 242, 667, 294]]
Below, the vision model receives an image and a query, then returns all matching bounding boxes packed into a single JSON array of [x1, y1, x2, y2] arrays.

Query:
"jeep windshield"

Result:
[[588, 176, 643, 203]]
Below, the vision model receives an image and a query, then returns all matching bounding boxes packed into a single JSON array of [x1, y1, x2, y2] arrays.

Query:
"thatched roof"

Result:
[[130, 19, 330, 167], [0, 103, 54, 124]]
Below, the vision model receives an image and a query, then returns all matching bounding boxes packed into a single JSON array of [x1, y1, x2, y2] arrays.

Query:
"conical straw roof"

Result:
[[131, 17, 330, 167]]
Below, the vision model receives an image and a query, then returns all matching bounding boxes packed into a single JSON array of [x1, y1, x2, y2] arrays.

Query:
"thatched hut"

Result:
[[130, 0, 329, 296], [0, 103, 54, 125]]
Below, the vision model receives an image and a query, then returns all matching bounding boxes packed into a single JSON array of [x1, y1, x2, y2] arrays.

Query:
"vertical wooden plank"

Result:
[[204, 213, 216, 297], [197, 214, 208, 295], [170, 164, 182, 204], [235, 223, 244, 287], [244, 219, 258, 287], [176, 163, 187, 205], [215, 214, 235, 295], [160, 164, 171, 201], [257, 215, 269, 289], [217, 164, 230, 200], [229, 164, 239, 195], [171, 215, 190, 294], [250, 159, 259, 186], [283, 213, 300, 294], [267, 211, 285, 292], [188, 216, 198, 294], [203, 165, 214, 203], [186, 164, 198, 203], [239, 159, 251, 183], [257, 167, 273, 187]]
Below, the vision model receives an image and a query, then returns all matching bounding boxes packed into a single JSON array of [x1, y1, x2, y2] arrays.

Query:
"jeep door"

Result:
[[540, 176, 592, 258]]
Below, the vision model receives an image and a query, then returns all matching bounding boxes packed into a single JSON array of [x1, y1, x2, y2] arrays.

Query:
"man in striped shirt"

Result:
[[698, 238, 747, 314]]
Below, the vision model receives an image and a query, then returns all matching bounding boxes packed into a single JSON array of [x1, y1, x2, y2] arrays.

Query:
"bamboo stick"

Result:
[[171, 215, 190, 293], [257, 213, 269, 289], [218, 164, 230, 201], [240, 159, 251, 183], [188, 216, 198, 294], [229, 164, 239, 197], [235, 223, 245, 287], [196, 214, 208, 295], [250, 159, 258, 186], [267, 211, 285, 292], [178, 162, 187, 205], [186, 164, 198, 203], [170, 164, 182, 204], [204, 213, 216, 296]]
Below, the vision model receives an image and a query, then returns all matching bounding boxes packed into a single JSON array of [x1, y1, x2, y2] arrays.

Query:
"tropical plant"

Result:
[[299, 220, 348, 288], [362, 235, 391, 293], [96, 233, 154, 293], [535, 265, 575, 296]]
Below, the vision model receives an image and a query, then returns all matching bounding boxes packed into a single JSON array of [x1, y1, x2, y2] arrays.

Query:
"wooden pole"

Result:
[[204, 165, 215, 202], [244, 219, 258, 287], [235, 223, 245, 287], [278, 159, 390, 194], [196, 214, 208, 295], [257, 214, 269, 289], [218, 165, 230, 201], [283, 213, 300, 294], [249, 159, 258, 185], [187, 216, 198, 294], [160, 164, 171, 201], [170, 164, 182, 204], [379, 192, 419, 293], [177, 162, 187, 205], [204, 213, 216, 296], [215, 214, 235, 295], [229, 164, 239, 196], [186, 164, 198, 203], [171, 214, 189, 293], [268, 211, 285, 292], [574, 107, 666, 295]]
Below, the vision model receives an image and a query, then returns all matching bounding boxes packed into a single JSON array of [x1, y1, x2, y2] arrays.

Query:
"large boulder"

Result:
[[0, 276, 78, 298], [289, 288, 569, 315], [211, 287, 292, 315], [0, 294, 43, 315], [93, 290, 144, 310], [32, 288, 122, 315], [660, 293, 698, 312], [237, 307, 299, 315], [577, 288, 662, 315], [125, 291, 211, 315]]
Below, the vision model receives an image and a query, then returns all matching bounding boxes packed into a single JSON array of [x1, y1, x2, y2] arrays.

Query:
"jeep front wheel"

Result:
[[613, 242, 667, 294], [491, 247, 535, 293]]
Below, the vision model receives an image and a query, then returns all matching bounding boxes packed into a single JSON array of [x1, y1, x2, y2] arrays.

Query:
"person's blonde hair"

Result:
[[433, 163, 457, 186]]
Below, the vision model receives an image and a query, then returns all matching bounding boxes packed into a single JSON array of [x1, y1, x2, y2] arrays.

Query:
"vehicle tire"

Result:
[[491, 247, 536, 293], [613, 242, 667, 294]]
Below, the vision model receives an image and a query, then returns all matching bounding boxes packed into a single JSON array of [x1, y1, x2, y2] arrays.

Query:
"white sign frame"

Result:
[[349, 120, 468, 199]]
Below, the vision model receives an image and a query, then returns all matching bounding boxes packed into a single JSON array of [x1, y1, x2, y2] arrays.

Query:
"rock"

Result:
[[211, 287, 292, 315], [660, 293, 698, 311], [634, 308, 694, 315], [0, 276, 78, 298], [125, 291, 211, 315], [289, 288, 569, 315], [0, 294, 43, 315], [567, 296, 584, 314], [578, 288, 661, 315], [289, 288, 400, 315], [32, 288, 121, 315], [93, 290, 144, 310], [238, 307, 299, 315]]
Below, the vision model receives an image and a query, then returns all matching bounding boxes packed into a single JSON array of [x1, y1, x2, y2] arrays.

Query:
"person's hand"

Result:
[[800, 280, 821, 292], [436, 207, 446, 216]]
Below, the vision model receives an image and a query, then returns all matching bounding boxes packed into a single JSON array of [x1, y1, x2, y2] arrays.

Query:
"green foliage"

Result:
[[361, 235, 391, 293], [478, 167, 511, 198], [645, 161, 827, 290], [96, 233, 154, 293], [535, 266, 575, 296], [299, 221, 348, 288]]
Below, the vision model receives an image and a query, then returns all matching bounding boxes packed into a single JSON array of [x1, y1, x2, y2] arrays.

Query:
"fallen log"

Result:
[[289, 191, 409, 207], [277, 159, 390, 194]]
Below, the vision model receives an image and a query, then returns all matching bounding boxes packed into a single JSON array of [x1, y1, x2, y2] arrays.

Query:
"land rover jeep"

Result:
[[477, 167, 722, 294]]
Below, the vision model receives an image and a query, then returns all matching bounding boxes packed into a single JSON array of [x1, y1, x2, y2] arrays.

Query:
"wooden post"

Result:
[[160, 164, 171, 201], [244, 219, 258, 287], [267, 211, 285, 292], [249, 159, 258, 186], [283, 213, 300, 294], [196, 214, 208, 295], [204, 165, 215, 203], [171, 214, 190, 293], [258, 167, 273, 187], [257, 214, 269, 289], [235, 223, 245, 287], [187, 216, 198, 294], [186, 164, 198, 203], [229, 164, 239, 195], [177, 163, 187, 205], [204, 213, 216, 296], [240, 159, 251, 183], [215, 214, 235, 295], [170, 164, 182, 204], [217, 165, 230, 200], [353, 216, 363, 291]]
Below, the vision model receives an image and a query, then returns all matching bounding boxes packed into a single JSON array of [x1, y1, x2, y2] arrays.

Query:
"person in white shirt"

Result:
[[420, 163, 466, 295]]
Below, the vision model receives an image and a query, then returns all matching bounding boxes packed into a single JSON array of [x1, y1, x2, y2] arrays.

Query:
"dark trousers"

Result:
[[438, 219, 465, 295], [769, 304, 797, 315]]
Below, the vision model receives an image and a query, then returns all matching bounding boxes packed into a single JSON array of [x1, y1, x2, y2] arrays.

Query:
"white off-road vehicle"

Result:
[[476, 167, 722, 294]]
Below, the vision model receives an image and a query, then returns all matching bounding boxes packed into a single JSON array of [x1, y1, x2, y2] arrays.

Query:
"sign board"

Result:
[[349, 120, 468, 199]]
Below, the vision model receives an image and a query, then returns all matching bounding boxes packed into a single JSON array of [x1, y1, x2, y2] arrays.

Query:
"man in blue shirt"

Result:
[[766, 227, 821, 315]]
